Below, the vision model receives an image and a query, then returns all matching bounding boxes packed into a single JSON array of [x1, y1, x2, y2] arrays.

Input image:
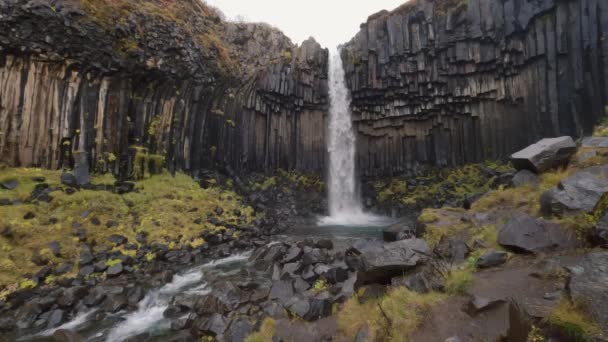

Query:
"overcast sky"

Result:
[[204, 0, 408, 49]]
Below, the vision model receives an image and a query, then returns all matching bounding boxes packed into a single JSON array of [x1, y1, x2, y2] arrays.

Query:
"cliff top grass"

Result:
[[0, 167, 254, 290], [338, 287, 445, 342]]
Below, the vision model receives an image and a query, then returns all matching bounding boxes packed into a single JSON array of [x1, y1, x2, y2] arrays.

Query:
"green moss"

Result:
[[225, 119, 236, 128], [245, 318, 277, 342], [338, 287, 445, 342], [19, 279, 36, 289], [105, 259, 122, 267], [0, 168, 254, 289], [545, 300, 601, 342], [312, 279, 329, 294]]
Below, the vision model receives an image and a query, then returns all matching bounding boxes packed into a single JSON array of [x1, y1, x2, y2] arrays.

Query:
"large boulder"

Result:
[[346, 239, 430, 285], [497, 213, 578, 253], [382, 218, 417, 242], [568, 252, 608, 333], [510, 137, 576, 173], [540, 165, 608, 216]]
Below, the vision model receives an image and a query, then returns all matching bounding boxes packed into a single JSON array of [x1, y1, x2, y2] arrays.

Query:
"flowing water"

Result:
[[26, 252, 253, 341], [318, 48, 388, 227]]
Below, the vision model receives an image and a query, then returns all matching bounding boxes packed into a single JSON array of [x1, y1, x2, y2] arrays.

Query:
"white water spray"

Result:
[[318, 48, 386, 227]]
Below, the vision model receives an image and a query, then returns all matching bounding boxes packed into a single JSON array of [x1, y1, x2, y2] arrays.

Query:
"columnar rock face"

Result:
[[0, 0, 328, 176], [342, 0, 608, 176]]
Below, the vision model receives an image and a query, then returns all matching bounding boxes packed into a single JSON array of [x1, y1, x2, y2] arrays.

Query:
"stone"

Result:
[[269, 280, 294, 306], [541, 166, 608, 216], [79, 247, 94, 265], [345, 239, 430, 285], [435, 238, 470, 262], [23, 211, 35, 219], [582, 136, 608, 148], [568, 252, 608, 332], [57, 286, 88, 308], [476, 250, 508, 269], [48, 241, 61, 257], [511, 170, 540, 188], [510, 136, 576, 173], [73, 151, 91, 186], [46, 309, 65, 328], [55, 262, 73, 275], [107, 263, 124, 277], [225, 318, 253, 342], [498, 213, 577, 254], [195, 313, 227, 337], [103, 295, 128, 313], [60, 172, 77, 187], [314, 239, 333, 249], [466, 295, 506, 316], [0, 179, 18, 190], [52, 329, 85, 342], [391, 267, 444, 293], [382, 218, 417, 242], [1, 226, 13, 238], [107, 234, 128, 245], [78, 265, 94, 277], [194, 281, 249, 315], [282, 246, 302, 263]]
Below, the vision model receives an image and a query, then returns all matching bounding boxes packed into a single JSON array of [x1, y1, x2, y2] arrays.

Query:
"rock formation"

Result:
[[342, 0, 608, 176], [0, 0, 328, 177]]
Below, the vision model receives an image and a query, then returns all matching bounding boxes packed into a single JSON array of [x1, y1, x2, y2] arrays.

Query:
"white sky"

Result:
[[204, 0, 409, 49]]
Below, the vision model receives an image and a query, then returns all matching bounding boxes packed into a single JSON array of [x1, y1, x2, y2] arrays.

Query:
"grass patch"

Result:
[[245, 318, 277, 342], [339, 287, 445, 342], [545, 299, 601, 342], [0, 168, 254, 288]]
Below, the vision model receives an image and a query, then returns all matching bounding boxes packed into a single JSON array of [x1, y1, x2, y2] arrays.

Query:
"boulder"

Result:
[[510, 136, 576, 173], [0, 179, 18, 190], [540, 166, 608, 216], [60, 172, 78, 187], [346, 239, 430, 285], [568, 252, 608, 332], [285, 295, 332, 321], [476, 250, 508, 269], [194, 281, 249, 315], [107, 263, 124, 277], [511, 170, 540, 188], [107, 234, 128, 246], [498, 213, 578, 253], [391, 267, 444, 293], [195, 313, 227, 337], [582, 136, 608, 148], [46, 309, 65, 328], [382, 218, 417, 242], [269, 280, 294, 306], [225, 318, 253, 342]]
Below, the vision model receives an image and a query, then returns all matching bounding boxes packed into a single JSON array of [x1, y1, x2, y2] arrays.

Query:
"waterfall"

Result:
[[319, 48, 385, 227]]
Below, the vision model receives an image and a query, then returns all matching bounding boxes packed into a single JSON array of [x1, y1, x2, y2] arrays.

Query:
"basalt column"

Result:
[[342, 0, 608, 176]]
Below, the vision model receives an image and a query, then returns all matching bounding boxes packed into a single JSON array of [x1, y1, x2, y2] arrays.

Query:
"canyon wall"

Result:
[[0, 0, 328, 177], [342, 0, 608, 176]]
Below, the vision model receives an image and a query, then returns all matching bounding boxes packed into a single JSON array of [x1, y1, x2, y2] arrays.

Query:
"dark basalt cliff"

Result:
[[0, 0, 328, 177], [342, 0, 608, 176]]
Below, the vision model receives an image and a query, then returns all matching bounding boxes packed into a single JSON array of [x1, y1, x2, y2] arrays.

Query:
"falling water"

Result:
[[318, 48, 386, 227]]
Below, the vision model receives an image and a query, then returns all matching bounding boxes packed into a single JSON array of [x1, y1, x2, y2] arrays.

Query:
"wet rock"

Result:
[[57, 286, 88, 309], [61, 172, 78, 187], [194, 281, 249, 315], [540, 166, 608, 216], [510, 136, 576, 173], [568, 252, 608, 332], [90, 217, 101, 226], [0, 179, 18, 190], [498, 213, 577, 254], [46, 309, 65, 328], [83, 287, 107, 307], [282, 246, 302, 263], [476, 250, 508, 269], [127, 287, 145, 306], [511, 170, 540, 188], [195, 313, 227, 337], [281, 261, 302, 277], [293, 276, 310, 293], [346, 239, 430, 285], [52, 329, 85, 342], [103, 295, 128, 313], [0, 198, 11, 206], [269, 280, 294, 306], [0, 316, 16, 332], [383, 218, 417, 242]]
